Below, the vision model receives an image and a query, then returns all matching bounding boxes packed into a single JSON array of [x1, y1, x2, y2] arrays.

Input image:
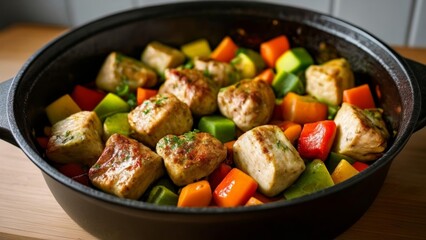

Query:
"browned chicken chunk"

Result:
[[217, 79, 275, 132], [159, 68, 219, 116], [128, 93, 193, 148], [89, 133, 164, 200], [305, 58, 355, 106], [193, 57, 240, 87], [333, 102, 390, 161], [156, 131, 227, 186], [46, 111, 103, 166], [233, 125, 305, 197], [96, 52, 157, 93]]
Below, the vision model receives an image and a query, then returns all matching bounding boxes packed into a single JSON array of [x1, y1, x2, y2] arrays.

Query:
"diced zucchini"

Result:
[[198, 115, 236, 143], [141, 41, 186, 77], [271, 71, 305, 98], [231, 48, 265, 79], [103, 113, 130, 141], [146, 185, 178, 206], [275, 47, 314, 74], [45, 94, 82, 125], [283, 159, 334, 200], [181, 38, 211, 58], [96, 52, 157, 93], [93, 93, 130, 121]]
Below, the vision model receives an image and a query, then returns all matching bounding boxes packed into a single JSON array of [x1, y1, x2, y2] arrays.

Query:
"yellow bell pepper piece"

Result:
[[45, 94, 81, 125], [331, 159, 359, 184]]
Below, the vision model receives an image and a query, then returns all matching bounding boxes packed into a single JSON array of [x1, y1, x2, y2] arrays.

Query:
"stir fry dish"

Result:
[[37, 34, 390, 207]]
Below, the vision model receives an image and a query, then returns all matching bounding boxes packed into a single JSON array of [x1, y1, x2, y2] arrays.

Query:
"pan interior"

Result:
[[10, 1, 415, 209]]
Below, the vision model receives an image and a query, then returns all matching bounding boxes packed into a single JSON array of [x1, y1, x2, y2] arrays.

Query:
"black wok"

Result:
[[0, 1, 425, 239]]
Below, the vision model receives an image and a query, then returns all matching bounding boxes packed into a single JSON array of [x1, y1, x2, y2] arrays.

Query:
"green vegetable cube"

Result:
[[283, 159, 334, 200], [146, 185, 178, 206], [231, 48, 265, 79], [198, 115, 236, 143], [272, 71, 305, 98], [103, 113, 130, 141], [181, 38, 211, 58], [325, 152, 356, 173], [275, 47, 314, 74], [94, 93, 130, 121]]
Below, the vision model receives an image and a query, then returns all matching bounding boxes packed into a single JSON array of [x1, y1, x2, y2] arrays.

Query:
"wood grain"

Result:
[[0, 24, 425, 240]]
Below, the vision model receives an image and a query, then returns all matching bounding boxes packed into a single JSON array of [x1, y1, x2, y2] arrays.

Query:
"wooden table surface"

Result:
[[0, 24, 425, 240]]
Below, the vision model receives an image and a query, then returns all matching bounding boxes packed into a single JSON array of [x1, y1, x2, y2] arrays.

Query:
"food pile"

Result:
[[37, 35, 390, 207]]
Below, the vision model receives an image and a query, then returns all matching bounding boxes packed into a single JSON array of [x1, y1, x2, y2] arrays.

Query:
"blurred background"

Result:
[[0, 0, 424, 47]]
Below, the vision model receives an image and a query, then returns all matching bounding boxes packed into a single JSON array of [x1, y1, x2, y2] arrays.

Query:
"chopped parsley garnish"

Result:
[[158, 130, 200, 150], [276, 140, 289, 151]]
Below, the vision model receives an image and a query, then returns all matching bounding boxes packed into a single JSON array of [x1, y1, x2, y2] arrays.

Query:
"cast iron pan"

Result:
[[0, 1, 425, 239]]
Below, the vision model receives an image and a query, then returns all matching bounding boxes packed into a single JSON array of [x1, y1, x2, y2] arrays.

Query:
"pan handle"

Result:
[[405, 58, 426, 132], [0, 79, 18, 146]]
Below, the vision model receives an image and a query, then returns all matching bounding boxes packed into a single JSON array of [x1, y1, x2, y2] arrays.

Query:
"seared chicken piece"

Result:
[[96, 52, 157, 93], [159, 68, 219, 116], [233, 125, 305, 197], [128, 93, 193, 148], [141, 41, 186, 76], [156, 131, 227, 186], [193, 57, 239, 87], [217, 79, 275, 132], [333, 102, 389, 161], [89, 133, 164, 200], [46, 111, 103, 166], [305, 58, 355, 105]]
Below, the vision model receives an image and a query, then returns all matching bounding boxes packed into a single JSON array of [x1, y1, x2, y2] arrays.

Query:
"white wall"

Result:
[[0, 0, 424, 47]]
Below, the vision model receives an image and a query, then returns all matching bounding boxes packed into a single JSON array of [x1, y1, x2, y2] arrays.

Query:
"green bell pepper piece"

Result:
[[283, 159, 334, 200], [275, 47, 314, 74], [198, 115, 236, 143], [94, 93, 130, 121], [103, 113, 130, 141], [271, 71, 305, 98], [231, 48, 265, 79], [325, 152, 356, 173], [146, 185, 178, 206]]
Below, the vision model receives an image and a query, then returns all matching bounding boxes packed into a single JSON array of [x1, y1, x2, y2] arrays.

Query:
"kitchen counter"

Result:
[[0, 24, 425, 240]]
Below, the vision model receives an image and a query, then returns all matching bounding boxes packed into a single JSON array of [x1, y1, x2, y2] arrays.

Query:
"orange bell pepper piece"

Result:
[[210, 36, 238, 62], [260, 35, 290, 68], [177, 180, 212, 207], [275, 120, 302, 145], [213, 168, 258, 207], [254, 68, 275, 85], [281, 92, 328, 124], [244, 196, 264, 206], [136, 87, 158, 105], [342, 84, 376, 109]]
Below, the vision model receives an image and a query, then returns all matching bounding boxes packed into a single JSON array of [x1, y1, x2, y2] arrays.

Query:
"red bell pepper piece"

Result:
[[297, 120, 337, 161], [208, 162, 232, 190], [57, 163, 90, 186], [352, 161, 369, 172], [36, 136, 49, 149], [71, 84, 106, 111]]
